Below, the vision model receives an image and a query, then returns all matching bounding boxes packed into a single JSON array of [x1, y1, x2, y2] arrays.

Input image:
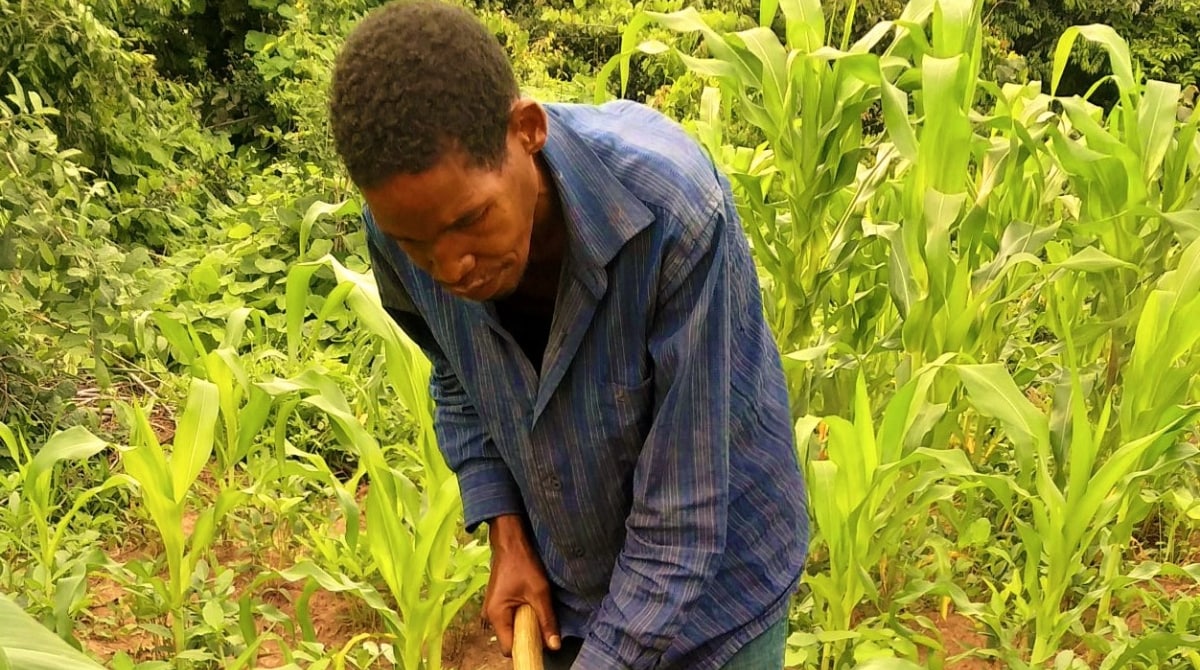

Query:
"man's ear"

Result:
[[509, 98, 548, 155]]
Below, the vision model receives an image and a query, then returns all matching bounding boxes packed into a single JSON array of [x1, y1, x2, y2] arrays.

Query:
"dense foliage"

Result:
[[1, 0, 1198, 669]]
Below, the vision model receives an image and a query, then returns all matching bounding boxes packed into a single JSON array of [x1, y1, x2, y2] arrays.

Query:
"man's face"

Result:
[[362, 103, 546, 302]]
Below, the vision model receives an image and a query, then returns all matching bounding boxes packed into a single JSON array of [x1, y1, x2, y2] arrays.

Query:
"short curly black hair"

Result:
[[329, 0, 519, 189]]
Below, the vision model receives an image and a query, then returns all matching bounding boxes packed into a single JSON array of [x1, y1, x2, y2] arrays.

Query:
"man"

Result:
[[327, 1, 809, 668]]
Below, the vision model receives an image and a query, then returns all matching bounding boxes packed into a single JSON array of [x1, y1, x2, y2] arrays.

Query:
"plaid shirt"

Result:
[[364, 100, 809, 670]]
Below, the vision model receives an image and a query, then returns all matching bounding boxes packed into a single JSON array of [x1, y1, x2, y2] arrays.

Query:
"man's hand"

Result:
[[484, 514, 562, 656]]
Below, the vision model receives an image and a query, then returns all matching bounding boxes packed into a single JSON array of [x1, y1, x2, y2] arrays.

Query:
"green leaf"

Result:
[[779, 0, 824, 53], [298, 200, 354, 258], [971, 220, 1059, 292], [759, 0, 779, 27], [1105, 633, 1200, 667], [854, 659, 925, 670], [957, 363, 1050, 486], [169, 377, 221, 504], [226, 223, 253, 240], [27, 426, 106, 510], [254, 258, 288, 274], [1050, 246, 1138, 273], [0, 593, 106, 669], [202, 599, 224, 630], [1052, 25, 1135, 99], [1138, 80, 1181, 182], [188, 264, 221, 297], [647, 7, 754, 83]]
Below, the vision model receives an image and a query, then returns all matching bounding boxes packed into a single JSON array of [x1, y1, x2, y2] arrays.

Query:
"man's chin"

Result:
[[486, 281, 519, 301]]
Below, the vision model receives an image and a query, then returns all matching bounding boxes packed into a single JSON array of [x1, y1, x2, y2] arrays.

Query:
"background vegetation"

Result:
[[0, 0, 1197, 668]]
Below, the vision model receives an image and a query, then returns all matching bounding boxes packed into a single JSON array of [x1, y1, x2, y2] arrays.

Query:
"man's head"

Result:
[[329, 0, 551, 301]]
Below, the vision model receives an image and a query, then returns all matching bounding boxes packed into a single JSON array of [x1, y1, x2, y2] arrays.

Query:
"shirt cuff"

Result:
[[455, 457, 524, 533]]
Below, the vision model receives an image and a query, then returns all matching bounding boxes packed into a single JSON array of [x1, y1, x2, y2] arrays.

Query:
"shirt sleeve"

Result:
[[572, 202, 733, 669], [364, 221, 524, 532]]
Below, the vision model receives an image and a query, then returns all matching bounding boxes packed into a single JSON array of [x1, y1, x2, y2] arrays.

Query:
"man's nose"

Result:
[[430, 243, 476, 286]]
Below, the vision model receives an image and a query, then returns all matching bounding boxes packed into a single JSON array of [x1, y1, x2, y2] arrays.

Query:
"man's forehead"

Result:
[[366, 173, 491, 233]]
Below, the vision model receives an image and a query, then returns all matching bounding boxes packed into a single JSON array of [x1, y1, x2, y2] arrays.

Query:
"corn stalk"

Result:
[[116, 377, 247, 665], [271, 256, 489, 669]]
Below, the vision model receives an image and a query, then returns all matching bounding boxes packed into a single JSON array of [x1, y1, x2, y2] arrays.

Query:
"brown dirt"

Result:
[[912, 609, 1002, 670], [443, 611, 508, 670], [931, 613, 1002, 669], [77, 529, 381, 668], [78, 570, 167, 662]]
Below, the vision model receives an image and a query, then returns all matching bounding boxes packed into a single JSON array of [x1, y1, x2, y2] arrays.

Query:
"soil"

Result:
[[443, 613, 508, 670], [920, 611, 1002, 669]]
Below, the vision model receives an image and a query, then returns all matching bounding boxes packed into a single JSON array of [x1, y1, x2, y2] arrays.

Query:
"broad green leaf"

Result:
[[27, 426, 106, 510], [648, 8, 753, 82], [921, 56, 972, 194], [619, 13, 657, 96], [226, 223, 253, 240], [971, 220, 1059, 291], [881, 79, 918, 162], [0, 423, 18, 464], [854, 659, 925, 670], [1052, 25, 1135, 99], [880, 225, 922, 319], [1104, 633, 1200, 668], [957, 364, 1049, 486], [922, 190, 967, 299], [1050, 246, 1138, 273], [0, 593, 105, 669], [298, 199, 355, 259], [1157, 208, 1200, 245], [169, 378, 220, 503], [779, 0, 824, 53], [759, 0, 779, 27], [202, 599, 224, 630], [732, 28, 788, 132], [285, 261, 325, 361], [931, 0, 975, 58], [275, 561, 391, 612], [1138, 80, 1181, 182]]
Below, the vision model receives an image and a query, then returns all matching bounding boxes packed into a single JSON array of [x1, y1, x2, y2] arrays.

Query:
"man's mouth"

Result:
[[449, 274, 492, 297]]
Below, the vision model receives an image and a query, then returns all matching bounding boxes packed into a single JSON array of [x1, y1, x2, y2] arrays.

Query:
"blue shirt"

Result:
[[364, 100, 810, 669]]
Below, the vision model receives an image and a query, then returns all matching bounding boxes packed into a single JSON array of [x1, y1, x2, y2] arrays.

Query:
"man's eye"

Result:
[[455, 209, 487, 230]]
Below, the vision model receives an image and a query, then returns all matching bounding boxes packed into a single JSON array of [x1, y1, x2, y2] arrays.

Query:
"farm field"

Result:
[[1, 0, 1198, 669]]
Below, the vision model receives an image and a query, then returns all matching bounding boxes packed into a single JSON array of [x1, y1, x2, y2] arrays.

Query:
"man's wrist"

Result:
[[487, 513, 532, 554]]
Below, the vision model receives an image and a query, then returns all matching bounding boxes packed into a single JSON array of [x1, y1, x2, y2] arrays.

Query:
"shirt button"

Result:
[[568, 545, 586, 558], [548, 476, 562, 490]]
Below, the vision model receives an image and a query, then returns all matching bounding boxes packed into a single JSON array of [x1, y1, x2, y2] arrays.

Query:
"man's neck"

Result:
[[513, 155, 567, 304]]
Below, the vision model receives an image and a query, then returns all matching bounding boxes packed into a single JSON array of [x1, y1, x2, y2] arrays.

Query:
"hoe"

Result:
[[511, 603, 543, 670]]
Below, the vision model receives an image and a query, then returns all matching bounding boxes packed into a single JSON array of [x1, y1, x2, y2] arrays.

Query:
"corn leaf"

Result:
[[26, 426, 106, 512], [0, 593, 105, 669], [779, 0, 824, 53], [169, 378, 220, 504], [1052, 24, 1136, 99], [957, 363, 1050, 486], [1138, 80, 1182, 182]]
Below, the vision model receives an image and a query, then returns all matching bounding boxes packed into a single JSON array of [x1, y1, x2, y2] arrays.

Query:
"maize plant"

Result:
[[794, 357, 975, 667], [268, 255, 489, 670], [0, 424, 127, 639], [150, 307, 275, 481], [116, 377, 248, 664]]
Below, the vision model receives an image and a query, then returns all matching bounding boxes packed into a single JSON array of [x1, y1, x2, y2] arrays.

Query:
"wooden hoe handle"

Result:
[[512, 603, 544, 670]]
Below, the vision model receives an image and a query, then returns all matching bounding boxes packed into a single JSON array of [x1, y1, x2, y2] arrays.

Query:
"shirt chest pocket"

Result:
[[598, 374, 655, 458]]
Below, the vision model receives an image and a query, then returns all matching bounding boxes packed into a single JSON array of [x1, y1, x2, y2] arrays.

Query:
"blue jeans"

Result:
[[543, 615, 787, 669]]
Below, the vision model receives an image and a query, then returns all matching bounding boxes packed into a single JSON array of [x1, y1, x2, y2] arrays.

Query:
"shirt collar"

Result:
[[539, 104, 655, 281]]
